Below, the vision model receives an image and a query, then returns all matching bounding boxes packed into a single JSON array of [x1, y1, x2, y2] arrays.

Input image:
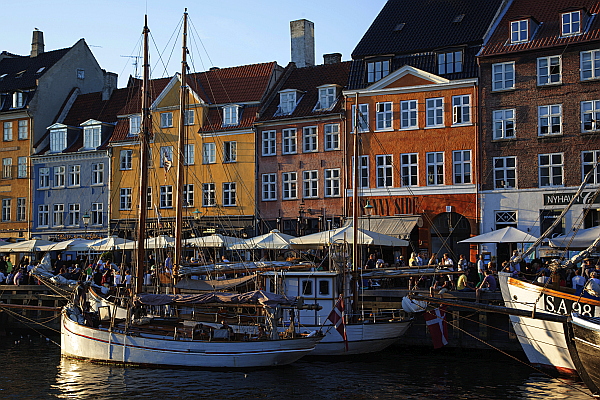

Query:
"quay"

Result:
[[0, 285, 67, 333]]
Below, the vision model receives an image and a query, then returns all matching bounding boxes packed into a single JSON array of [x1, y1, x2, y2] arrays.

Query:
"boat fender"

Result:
[[402, 296, 427, 313], [307, 331, 317, 337]]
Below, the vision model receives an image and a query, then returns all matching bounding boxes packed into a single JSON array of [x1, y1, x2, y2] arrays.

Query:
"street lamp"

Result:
[[364, 199, 373, 231], [82, 212, 91, 238]]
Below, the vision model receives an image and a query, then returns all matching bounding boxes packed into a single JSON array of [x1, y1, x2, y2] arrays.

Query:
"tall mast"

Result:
[[352, 93, 359, 316], [135, 15, 150, 295], [174, 10, 188, 275]]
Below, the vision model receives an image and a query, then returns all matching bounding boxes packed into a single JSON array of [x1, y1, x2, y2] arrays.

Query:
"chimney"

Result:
[[102, 71, 118, 101], [31, 29, 44, 57], [290, 19, 314, 68], [323, 53, 342, 65]]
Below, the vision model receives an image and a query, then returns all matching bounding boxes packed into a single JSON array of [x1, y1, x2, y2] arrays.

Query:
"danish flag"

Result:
[[327, 295, 348, 351], [423, 305, 448, 349], [163, 153, 172, 181]]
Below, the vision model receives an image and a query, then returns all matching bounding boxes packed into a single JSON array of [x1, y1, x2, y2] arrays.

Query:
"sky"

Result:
[[1, 0, 387, 87]]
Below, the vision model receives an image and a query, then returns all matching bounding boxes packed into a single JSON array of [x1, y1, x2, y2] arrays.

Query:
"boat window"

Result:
[[301, 280, 313, 296], [318, 280, 329, 295]]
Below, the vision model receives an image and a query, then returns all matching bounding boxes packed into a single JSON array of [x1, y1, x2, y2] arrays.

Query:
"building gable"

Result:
[[367, 65, 449, 91]]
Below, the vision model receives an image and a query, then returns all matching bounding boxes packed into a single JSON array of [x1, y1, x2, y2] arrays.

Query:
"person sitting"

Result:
[[476, 269, 497, 302], [430, 275, 452, 298], [457, 268, 476, 292], [221, 255, 230, 263]]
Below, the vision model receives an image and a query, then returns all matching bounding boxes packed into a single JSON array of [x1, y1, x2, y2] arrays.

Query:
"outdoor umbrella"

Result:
[[37, 238, 95, 252], [229, 229, 296, 250], [184, 234, 244, 248], [458, 226, 538, 244], [89, 236, 135, 251], [548, 225, 600, 249], [115, 235, 175, 250], [291, 226, 408, 248], [0, 239, 55, 252]]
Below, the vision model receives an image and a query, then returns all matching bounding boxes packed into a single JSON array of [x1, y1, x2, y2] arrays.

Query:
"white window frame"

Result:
[[53, 203, 64, 226], [539, 153, 564, 187], [120, 150, 132, 170], [324, 168, 340, 197], [582, 151, 600, 184], [352, 104, 369, 132], [562, 11, 581, 36], [54, 166, 65, 187], [282, 128, 297, 155], [18, 120, 27, 140], [318, 86, 336, 109], [39, 167, 49, 189], [83, 126, 101, 149], [375, 102, 393, 131], [3, 122, 12, 141], [352, 155, 370, 188], [426, 152, 445, 186], [279, 91, 297, 115], [160, 185, 173, 209], [453, 150, 472, 184], [262, 131, 276, 156], [38, 205, 49, 227], [50, 129, 67, 152], [376, 155, 393, 188], [120, 188, 132, 210], [452, 95, 471, 125], [223, 141, 237, 163], [282, 172, 298, 200], [223, 182, 237, 206], [581, 100, 600, 132], [92, 163, 104, 185], [400, 153, 418, 187], [16, 197, 25, 221], [202, 143, 216, 164], [202, 183, 216, 207], [184, 109, 195, 125], [68, 203, 80, 226], [303, 126, 318, 153], [303, 170, 318, 199], [367, 60, 389, 83], [400, 100, 418, 130], [538, 104, 562, 136], [68, 165, 80, 187], [184, 144, 195, 165], [511, 19, 529, 43], [494, 156, 517, 189], [537, 56, 562, 85], [223, 105, 239, 126], [492, 62, 515, 91], [160, 112, 173, 128], [129, 115, 141, 135], [147, 187, 152, 210], [581, 50, 600, 80], [324, 124, 340, 150], [493, 109, 516, 139], [426, 98, 444, 128], [1, 199, 10, 222], [91, 203, 103, 225], [13, 92, 24, 108], [183, 184, 194, 207], [262, 173, 277, 201]]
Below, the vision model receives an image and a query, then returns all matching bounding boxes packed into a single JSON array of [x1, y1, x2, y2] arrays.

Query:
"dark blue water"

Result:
[[0, 334, 592, 399]]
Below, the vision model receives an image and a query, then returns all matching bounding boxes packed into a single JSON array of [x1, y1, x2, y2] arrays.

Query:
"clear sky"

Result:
[[1, 0, 387, 87]]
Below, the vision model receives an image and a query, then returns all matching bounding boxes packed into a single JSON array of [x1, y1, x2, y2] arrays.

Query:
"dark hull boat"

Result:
[[564, 313, 600, 396]]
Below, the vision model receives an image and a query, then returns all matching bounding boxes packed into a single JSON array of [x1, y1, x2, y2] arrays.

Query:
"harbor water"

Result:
[[0, 334, 592, 399]]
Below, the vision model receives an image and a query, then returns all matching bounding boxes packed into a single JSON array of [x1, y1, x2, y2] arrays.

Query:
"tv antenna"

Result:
[[120, 55, 143, 79]]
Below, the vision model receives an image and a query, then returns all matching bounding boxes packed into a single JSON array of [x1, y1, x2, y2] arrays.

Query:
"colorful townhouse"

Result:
[[478, 0, 600, 262], [344, 0, 505, 261], [0, 29, 107, 240]]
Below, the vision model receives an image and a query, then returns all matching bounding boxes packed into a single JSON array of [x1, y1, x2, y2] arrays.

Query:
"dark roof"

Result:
[[480, 0, 600, 57], [0, 47, 71, 92], [352, 0, 504, 59], [199, 105, 260, 133], [257, 61, 351, 122]]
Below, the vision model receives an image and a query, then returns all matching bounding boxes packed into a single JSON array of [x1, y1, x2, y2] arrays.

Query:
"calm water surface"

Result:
[[0, 334, 593, 400]]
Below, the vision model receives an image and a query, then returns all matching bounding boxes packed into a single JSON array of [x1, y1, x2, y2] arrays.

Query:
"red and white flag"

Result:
[[423, 305, 448, 349], [163, 153, 172, 181], [327, 294, 348, 351]]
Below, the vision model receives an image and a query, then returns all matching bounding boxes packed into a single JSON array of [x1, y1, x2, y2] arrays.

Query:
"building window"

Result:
[[324, 124, 340, 150], [539, 153, 564, 187], [68, 203, 80, 226], [13, 92, 24, 108], [438, 51, 462, 74], [452, 95, 471, 125], [1, 199, 10, 222], [83, 126, 101, 149], [582, 100, 600, 132], [426, 152, 444, 185], [223, 105, 239, 126], [147, 187, 152, 210], [352, 104, 369, 132], [17, 198, 25, 221], [120, 188, 132, 210], [77, 69, 85, 80], [39, 167, 49, 189], [279, 91, 297, 115], [538, 56, 561, 85], [202, 143, 216, 164], [324, 168, 340, 197], [223, 141, 237, 163], [183, 184, 194, 207], [120, 150, 132, 170], [262, 131, 276, 156], [376, 102, 393, 131], [496, 211, 517, 229], [160, 146, 173, 168], [262, 173, 277, 201], [92, 163, 104, 185], [494, 156, 517, 189], [493, 109, 515, 139], [581, 50, 600, 80], [38, 205, 49, 227], [54, 166, 65, 187], [184, 144, 195, 165], [303, 127, 318, 153], [282, 172, 297, 200], [3, 122, 12, 141], [352, 155, 370, 188], [400, 100, 418, 129], [426, 98, 444, 127], [18, 120, 27, 140], [511, 20, 528, 43], [562, 11, 580, 36], [68, 165, 80, 187], [582, 150, 600, 184], [282, 128, 297, 155], [50, 130, 67, 152], [160, 112, 173, 128], [53, 204, 64, 226], [2, 158, 11, 179], [160, 185, 173, 208], [223, 182, 236, 206], [376, 155, 393, 188], [540, 209, 565, 237], [91, 203, 102, 225], [400, 153, 418, 186], [538, 105, 562, 136], [492, 62, 515, 91], [184, 109, 195, 125], [367, 60, 389, 83], [303, 170, 318, 198], [453, 150, 471, 184], [318, 86, 336, 109], [129, 115, 141, 135], [202, 183, 216, 207]]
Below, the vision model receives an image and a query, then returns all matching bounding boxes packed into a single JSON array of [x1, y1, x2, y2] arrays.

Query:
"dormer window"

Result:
[[12, 92, 24, 108], [367, 60, 389, 83], [83, 126, 101, 149], [129, 115, 141, 136], [438, 51, 462, 75], [317, 85, 337, 110], [562, 11, 581, 36], [279, 90, 299, 115], [511, 20, 529, 43], [223, 105, 239, 126], [50, 129, 67, 153]]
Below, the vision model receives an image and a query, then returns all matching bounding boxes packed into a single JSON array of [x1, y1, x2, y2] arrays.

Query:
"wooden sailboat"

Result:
[[564, 313, 600, 395]]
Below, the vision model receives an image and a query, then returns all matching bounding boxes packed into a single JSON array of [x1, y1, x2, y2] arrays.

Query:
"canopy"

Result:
[[342, 216, 422, 240], [459, 226, 538, 244], [0, 239, 55, 252], [184, 234, 244, 248], [229, 229, 296, 250], [37, 238, 95, 252], [548, 225, 600, 249], [291, 226, 408, 248], [115, 235, 175, 250], [135, 290, 295, 307]]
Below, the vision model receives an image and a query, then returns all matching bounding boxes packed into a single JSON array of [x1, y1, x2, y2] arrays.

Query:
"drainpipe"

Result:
[[107, 147, 112, 238], [27, 110, 33, 240]]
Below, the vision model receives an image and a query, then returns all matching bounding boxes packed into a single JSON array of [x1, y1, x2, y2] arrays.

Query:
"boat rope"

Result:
[[0, 305, 61, 347]]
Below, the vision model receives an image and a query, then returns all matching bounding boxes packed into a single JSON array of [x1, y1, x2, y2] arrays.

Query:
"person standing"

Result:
[[477, 255, 486, 285], [165, 252, 173, 274], [457, 254, 468, 271]]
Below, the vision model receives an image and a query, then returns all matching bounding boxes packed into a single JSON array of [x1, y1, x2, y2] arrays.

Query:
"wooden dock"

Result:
[[0, 285, 67, 333]]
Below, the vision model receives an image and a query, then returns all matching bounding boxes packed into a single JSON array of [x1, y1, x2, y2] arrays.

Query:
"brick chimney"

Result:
[[290, 19, 314, 68], [102, 71, 118, 101], [323, 53, 342, 65], [31, 29, 44, 57]]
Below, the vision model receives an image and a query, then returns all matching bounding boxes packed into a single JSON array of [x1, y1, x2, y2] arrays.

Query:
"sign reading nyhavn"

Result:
[[544, 192, 600, 206]]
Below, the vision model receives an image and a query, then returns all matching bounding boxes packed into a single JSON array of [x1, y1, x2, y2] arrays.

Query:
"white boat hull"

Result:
[[61, 312, 320, 368], [498, 272, 600, 374]]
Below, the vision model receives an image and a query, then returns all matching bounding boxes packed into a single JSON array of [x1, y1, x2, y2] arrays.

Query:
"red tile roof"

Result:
[[479, 0, 600, 57], [199, 105, 260, 133]]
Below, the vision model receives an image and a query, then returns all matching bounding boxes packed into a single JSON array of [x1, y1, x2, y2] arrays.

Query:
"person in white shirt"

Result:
[[114, 272, 122, 286], [457, 254, 468, 271], [124, 270, 132, 286], [572, 269, 586, 289], [477, 255, 485, 284]]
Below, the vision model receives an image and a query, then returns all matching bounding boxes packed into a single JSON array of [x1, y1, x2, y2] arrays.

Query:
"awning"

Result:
[[342, 215, 422, 240]]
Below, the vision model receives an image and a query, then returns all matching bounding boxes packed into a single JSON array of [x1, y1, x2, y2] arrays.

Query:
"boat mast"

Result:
[[135, 15, 150, 295], [174, 10, 188, 276], [352, 93, 359, 317]]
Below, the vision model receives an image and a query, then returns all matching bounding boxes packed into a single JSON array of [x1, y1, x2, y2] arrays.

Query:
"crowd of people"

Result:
[[0, 255, 38, 285]]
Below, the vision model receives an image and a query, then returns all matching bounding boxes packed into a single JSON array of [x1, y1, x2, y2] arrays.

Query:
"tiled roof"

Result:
[[188, 62, 276, 105], [258, 61, 351, 122], [0, 47, 71, 92], [479, 0, 600, 57], [351, 0, 504, 59], [199, 105, 260, 133]]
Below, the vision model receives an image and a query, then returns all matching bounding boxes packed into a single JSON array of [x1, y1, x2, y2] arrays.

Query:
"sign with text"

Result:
[[544, 191, 600, 206], [349, 197, 419, 216], [543, 294, 595, 317]]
